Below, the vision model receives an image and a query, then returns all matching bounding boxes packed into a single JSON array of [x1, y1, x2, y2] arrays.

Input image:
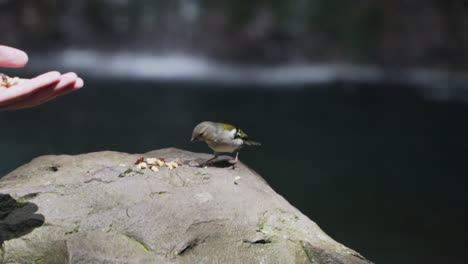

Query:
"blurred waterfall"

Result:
[[21, 48, 467, 102], [1, 0, 467, 100]]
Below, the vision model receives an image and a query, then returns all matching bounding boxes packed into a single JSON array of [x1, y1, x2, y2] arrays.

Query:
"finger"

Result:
[[46, 76, 83, 101], [55, 72, 77, 90], [0, 71, 60, 103], [0, 45, 28, 68], [0, 84, 57, 110], [18, 73, 78, 107], [1, 84, 79, 111], [32, 78, 83, 107], [74, 77, 84, 89], [0, 84, 54, 110]]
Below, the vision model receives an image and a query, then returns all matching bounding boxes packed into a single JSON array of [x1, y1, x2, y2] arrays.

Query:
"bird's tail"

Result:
[[244, 140, 261, 146]]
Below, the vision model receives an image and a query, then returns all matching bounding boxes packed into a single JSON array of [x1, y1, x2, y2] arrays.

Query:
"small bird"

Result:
[[191, 121, 261, 166]]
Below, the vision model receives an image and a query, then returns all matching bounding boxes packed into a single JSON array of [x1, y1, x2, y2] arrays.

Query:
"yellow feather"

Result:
[[221, 123, 236, 131]]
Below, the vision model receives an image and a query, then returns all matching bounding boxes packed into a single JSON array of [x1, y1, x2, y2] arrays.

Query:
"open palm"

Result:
[[0, 45, 83, 111]]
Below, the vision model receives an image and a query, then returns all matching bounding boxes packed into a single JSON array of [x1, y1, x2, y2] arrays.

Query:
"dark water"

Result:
[[1, 79, 467, 264]]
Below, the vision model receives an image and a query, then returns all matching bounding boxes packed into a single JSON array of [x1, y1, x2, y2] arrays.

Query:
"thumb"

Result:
[[0, 45, 28, 68]]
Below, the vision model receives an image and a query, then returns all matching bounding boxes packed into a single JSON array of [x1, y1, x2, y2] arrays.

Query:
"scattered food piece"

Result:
[[132, 157, 184, 172], [135, 157, 145, 165], [165, 161, 178, 170], [174, 158, 183, 166], [234, 176, 241, 185], [119, 164, 127, 167], [146, 158, 158, 165], [155, 159, 165, 167], [136, 162, 148, 169]]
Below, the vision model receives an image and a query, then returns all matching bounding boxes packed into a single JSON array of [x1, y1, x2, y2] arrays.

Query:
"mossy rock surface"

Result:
[[0, 148, 372, 264]]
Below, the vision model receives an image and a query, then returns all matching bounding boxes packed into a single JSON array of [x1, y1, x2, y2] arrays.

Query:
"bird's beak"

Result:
[[190, 137, 196, 142]]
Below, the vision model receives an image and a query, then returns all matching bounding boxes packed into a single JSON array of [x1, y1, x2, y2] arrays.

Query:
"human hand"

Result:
[[0, 45, 83, 111]]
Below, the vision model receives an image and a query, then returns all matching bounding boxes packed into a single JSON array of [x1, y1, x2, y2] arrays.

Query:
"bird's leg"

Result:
[[229, 151, 239, 164], [201, 153, 219, 167]]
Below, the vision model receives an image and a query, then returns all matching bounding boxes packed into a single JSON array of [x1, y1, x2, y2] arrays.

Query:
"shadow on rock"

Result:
[[191, 156, 236, 168], [0, 193, 45, 245], [208, 159, 236, 168]]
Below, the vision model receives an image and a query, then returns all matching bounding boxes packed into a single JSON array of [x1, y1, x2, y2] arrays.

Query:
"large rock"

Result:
[[0, 148, 372, 264]]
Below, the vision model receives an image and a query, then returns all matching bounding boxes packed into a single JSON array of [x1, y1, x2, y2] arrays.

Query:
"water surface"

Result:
[[1, 79, 467, 264]]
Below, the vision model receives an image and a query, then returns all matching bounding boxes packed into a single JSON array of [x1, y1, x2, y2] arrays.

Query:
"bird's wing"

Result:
[[220, 123, 236, 131]]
